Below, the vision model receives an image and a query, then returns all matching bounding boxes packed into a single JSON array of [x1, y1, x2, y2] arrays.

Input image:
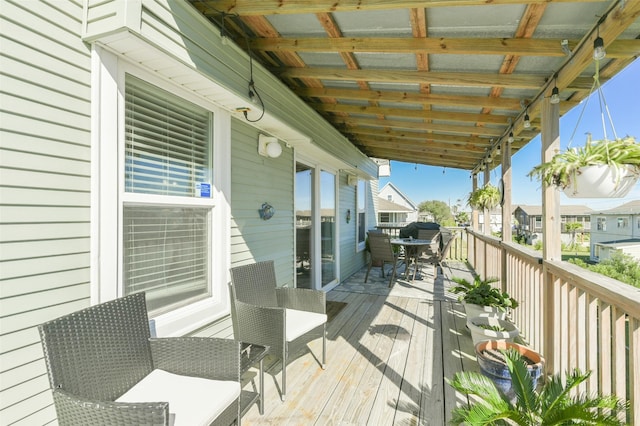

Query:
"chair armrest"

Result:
[[150, 337, 241, 381], [276, 287, 326, 314], [52, 389, 169, 425], [233, 301, 285, 355]]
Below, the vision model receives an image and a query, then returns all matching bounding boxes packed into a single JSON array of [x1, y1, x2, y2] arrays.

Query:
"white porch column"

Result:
[[471, 173, 479, 232]]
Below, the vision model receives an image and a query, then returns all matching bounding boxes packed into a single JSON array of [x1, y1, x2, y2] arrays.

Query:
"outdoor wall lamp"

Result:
[[258, 134, 282, 158]]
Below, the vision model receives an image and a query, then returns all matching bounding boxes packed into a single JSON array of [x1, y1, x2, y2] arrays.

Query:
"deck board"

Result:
[[240, 261, 478, 425]]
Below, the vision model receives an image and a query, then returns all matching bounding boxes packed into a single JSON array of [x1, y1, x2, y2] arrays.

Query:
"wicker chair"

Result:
[[365, 231, 401, 287], [421, 232, 456, 277], [38, 292, 242, 426], [229, 260, 327, 400]]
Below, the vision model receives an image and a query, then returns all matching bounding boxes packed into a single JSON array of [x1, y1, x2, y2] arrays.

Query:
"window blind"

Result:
[[123, 206, 209, 312], [125, 75, 210, 196]]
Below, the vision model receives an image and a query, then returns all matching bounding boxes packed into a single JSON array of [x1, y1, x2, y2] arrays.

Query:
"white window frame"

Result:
[[91, 47, 231, 337], [597, 217, 607, 231], [356, 179, 367, 252]]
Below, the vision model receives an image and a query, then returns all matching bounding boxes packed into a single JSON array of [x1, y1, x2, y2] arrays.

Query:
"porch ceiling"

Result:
[[190, 0, 640, 173]]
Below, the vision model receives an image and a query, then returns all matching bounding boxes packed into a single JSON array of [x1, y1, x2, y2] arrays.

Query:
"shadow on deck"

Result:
[[240, 261, 480, 425]]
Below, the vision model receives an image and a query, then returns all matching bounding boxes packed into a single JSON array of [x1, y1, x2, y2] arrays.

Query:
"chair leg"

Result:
[[282, 355, 287, 401], [388, 261, 398, 288], [364, 260, 373, 283], [322, 324, 326, 369]]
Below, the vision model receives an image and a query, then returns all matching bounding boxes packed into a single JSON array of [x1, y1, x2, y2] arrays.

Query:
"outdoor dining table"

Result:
[[390, 237, 437, 281]]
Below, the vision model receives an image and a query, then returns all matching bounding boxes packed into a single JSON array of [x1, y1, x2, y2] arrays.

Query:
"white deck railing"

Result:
[[465, 229, 640, 425]]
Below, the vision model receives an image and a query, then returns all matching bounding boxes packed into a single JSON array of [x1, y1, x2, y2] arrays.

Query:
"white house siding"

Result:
[[1, 1, 91, 424]]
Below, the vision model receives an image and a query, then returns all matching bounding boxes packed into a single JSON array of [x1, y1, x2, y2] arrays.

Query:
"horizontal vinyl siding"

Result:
[[230, 119, 295, 288], [0, 1, 91, 424], [338, 173, 362, 281]]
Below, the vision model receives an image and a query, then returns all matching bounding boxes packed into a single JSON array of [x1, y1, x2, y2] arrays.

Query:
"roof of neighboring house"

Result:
[[513, 205, 593, 216], [596, 238, 640, 249], [378, 197, 414, 213], [380, 182, 417, 210], [594, 200, 640, 215]]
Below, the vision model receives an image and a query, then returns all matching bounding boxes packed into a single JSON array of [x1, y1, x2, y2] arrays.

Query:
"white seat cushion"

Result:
[[116, 369, 240, 426], [285, 309, 327, 342]]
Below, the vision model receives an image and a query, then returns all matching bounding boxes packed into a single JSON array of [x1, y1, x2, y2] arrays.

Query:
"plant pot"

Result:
[[475, 340, 544, 398], [463, 303, 507, 327], [563, 164, 639, 198], [467, 316, 519, 345]]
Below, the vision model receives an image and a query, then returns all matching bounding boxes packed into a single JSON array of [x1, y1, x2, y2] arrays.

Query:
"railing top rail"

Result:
[[466, 229, 543, 264], [545, 259, 640, 316]]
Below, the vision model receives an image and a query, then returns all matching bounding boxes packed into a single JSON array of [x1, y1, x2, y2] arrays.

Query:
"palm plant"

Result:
[[448, 350, 627, 425]]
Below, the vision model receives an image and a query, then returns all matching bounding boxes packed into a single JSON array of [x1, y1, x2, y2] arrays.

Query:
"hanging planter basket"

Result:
[[528, 60, 639, 199], [563, 164, 639, 198]]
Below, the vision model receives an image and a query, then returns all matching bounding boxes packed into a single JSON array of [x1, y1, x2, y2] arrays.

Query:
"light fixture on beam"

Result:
[[523, 112, 531, 129], [508, 131, 514, 144], [593, 34, 606, 60], [550, 86, 560, 104]]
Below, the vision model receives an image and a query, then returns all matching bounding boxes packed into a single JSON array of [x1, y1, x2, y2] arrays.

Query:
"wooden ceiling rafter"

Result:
[[191, 0, 640, 171]]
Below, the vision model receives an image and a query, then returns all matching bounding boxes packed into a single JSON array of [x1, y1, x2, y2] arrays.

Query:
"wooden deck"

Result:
[[240, 261, 480, 425]]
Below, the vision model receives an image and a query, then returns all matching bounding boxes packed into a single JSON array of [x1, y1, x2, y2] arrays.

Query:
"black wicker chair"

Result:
[[38, 292, 241, 425], [229, 260, 327, 400]]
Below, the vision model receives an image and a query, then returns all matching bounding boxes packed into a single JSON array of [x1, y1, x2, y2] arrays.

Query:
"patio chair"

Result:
[[418, 229, 442, 258], [421, 232, 456, 277], [229, 260, 327, 400], [38, 292, 242, 426], [365, 231, 401, 287]]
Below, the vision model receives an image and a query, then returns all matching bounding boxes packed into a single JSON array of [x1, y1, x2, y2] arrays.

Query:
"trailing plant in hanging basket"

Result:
[[467, 183, 501, 210], [528, 136, 640, 198]]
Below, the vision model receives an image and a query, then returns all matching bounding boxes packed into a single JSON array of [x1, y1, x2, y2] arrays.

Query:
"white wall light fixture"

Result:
[[258, 134, 282, 158]]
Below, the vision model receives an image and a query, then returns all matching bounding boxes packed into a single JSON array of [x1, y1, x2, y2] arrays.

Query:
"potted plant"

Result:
[[467, 183, 501, 210], [473, 341, 543, 398], [528, 136, 640, 198], [451, 276, 518, 326], [448, 348, 627, 425], [467, 316, 519, 345]]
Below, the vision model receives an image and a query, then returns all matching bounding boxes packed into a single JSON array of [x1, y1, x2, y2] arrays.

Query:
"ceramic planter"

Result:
[[463, 302, 507, 327], [467, 316, 519, 345], [564, 164, 639, 198], [475, 340, 544, 398]]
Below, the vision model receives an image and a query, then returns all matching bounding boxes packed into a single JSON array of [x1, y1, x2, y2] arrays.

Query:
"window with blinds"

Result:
[[123, 75, 212, 313], [125, 75, 210, 196]]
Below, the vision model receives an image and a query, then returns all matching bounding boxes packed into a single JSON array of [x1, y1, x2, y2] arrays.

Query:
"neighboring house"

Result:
[[377, 197, 414, 227], [0, 3, 379, 424], [590, 200, 640, 262], [513, 204, 593, 244], [378, 182, 419, 223], [476, 209, 503, 234]]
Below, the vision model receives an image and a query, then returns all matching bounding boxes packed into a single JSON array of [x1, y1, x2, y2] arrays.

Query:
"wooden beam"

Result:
[[251, 37, 640, 58], [279, 68, 547, 89], [314, 103, 513, 125], [351, 133, 490, 149], [337, 116, 504, 137], [200, 0, 605, 16], [353, 138, 487, 156], [295, 87, 528, 110]]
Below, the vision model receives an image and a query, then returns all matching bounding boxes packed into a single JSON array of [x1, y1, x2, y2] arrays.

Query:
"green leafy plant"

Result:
[[451, 276, 518, 311], [527, 136, 640, 189], [468, 183, 501, 210], [448, 350, 628, 425], [473, 323, 508, 332]]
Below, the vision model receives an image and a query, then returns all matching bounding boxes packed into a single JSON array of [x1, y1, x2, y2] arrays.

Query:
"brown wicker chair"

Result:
[[365, 231, 401, 287], [229, 260, 327, 400], [38, 292, 242, 426]]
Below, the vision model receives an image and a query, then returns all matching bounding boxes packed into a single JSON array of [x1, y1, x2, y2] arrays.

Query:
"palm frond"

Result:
[[503, 350, 538, 415], [540, 368, 589, 414]]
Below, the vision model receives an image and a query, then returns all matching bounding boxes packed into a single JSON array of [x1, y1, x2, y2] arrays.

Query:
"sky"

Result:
[[379, 57, 640, 213]]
